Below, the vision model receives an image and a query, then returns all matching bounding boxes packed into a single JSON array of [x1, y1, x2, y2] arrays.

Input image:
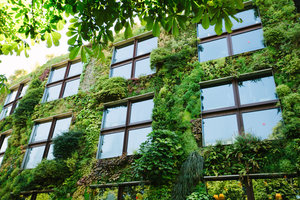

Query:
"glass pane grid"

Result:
[[201, 75, 280, 146]]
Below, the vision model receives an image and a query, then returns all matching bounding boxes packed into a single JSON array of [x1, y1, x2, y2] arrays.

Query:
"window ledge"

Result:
[[0, 129, 13, 137], [33, 111, 73, 123], [199, 68, 273, 87], [113, 31, 153, 47], [9, 77, 31, 90], [103, 92, 154, 107]]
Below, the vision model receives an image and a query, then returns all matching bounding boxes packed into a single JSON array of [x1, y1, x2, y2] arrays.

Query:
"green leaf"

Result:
[[85, 46, 93, 56], [66, 31, 76, 37], [191, 7, 204, 23], [172, 19, 179, 36], [68, 35, 77, 45], [202, 12, 209, 29], [145, 16, 153, 31], [106, 30, 114, 42], [70, 18, 77, 23], [214, 17, 222, 35], [114, 21, 122, 33], [69, 46, 80, 60], [15, 13, 21, 18], [153, 20, 160, 37], [124, 22, 132, 39], [46, 32, 52, 48], [81, 46, 87, 63], [224, 15, 233, 33], [177, 15, 187, 29], [51, 32, 61, 46], [57, 20, 64, 31]]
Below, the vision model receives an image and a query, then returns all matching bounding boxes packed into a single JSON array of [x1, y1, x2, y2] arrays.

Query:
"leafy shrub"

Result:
[[186, 192, 214, 200], [53, 130, 83, 159], [172, 151, 204, 200], [133, 130, 185, 184]]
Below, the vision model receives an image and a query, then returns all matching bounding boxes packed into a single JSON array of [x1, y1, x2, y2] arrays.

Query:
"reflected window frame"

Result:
[[21, 116, 73, 169], [97, 96, 154, 159], [110, 34, 157, 79], [42, 59, 82, 103], [0, 81, 29, 120], [197, 7, 264, 62], [200, 70, 281, 146], [0, 130, 12, 166]]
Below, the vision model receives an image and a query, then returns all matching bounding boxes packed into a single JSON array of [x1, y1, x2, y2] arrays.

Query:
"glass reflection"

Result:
[[31, 122, 52, 142], [62, 79, 80, 98], [68, 62, 83, 77], [201, 84, 235, 111], [0, 156, 3, 166], [110, 63, 132, 79], [6, 90, 18, 104], [112, 43, 134, 63], [239, 76, 277, 105], [197, 22, 225, 38], [130, 99, 154, 123], [134, 58, 155, 78], [52, 117, 72, 138], [137, 37, 158, 56], [231, 9, 261, 30], [127, 127, 152, 155], [49, 67, 66, 83], [0, 136, 10, 153], [232, 29, 265, 55], [103, 105, 127, 128], [203, 114, 238, 146], [100, 132, 124, 159], [47, 144, 54, 160], [242, 109, 282, 140], [198, 38, 228, 62], [25, 146, 45, 169], [44, 84, 62, 102], [20, 84, 29, 97]]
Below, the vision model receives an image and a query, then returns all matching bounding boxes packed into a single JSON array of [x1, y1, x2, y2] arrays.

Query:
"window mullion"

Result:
[[123, 101, 132, 154], [233, 79, 244, 135], [43, 119, 57, 159], [227, 34, 234, 56]]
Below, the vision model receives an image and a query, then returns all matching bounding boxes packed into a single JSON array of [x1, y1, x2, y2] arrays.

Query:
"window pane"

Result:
[[197, 22, 225, 38], [0, 136, 10, 153], [68, 62, 83, 77], [112, 43, 134, 63], [103, 105, 127, 128], [110, 63, 132, 79], [24, 146, 45, 169], [49, 67, 66, 83], [130, 99, 154, 123], [6, 90, 18, 104], [62, 79, 80, 98], [232, 9, 261, 30], [52, 117, 72, 138], [201, 84, 235, 111], [1, 105, 13, 120], [239, 76, 277, 105], [47, 144, 54, 160], [44, 84, 62, 102], [232, 29, 265, 55], [31, 122, 52, 142], [243, 109, 282, 140], [127, 127, 152, 155], [99, 132, 124, 159], [198, 38, 229, 62], [20, 84, 29, 97], [137, 37, 158, 56], [134, 57, 156, 78], [203, 115, 239, 146]]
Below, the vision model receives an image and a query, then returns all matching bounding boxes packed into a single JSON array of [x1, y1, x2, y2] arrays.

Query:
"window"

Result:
[[42, 61, 83, 102], [110, 35, 157, 79], [97, 97, 154, 159], [0, 83, 29, 120], [22, 116, 72, 169], [200, 70, 282, 146], [197, 8, 264, 62], [0, 133, 11, 166]]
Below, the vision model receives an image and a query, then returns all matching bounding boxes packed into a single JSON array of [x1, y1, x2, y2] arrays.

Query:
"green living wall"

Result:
[[0, 0, 299, 199]]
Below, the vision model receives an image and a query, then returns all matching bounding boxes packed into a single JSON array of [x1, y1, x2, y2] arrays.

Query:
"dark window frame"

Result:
[[110, 35, 157, 79], [22, 116, 72, 168], [98, 96, 153, 159], [0, 83, 28, 119], [43, 60, 82, 102], [200, 70, 281, 143], [197, 7, 264, 61]]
